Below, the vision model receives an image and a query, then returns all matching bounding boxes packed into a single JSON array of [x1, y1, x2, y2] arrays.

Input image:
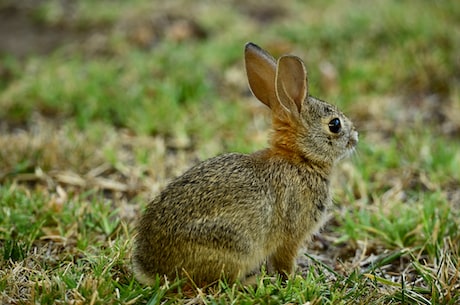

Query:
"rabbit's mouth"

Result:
[[347, 130, 359, 149], [336, 130, 358, 161], [344, 130, 359, 156]]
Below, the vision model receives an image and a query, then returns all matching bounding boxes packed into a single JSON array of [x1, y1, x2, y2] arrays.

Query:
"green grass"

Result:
[[1, 0, 460, 304]]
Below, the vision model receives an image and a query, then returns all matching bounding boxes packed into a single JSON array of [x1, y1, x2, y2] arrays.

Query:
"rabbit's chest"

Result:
[[275, 179, 331, 234]]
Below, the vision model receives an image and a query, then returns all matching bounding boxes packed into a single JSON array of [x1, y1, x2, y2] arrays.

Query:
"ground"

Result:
[[0, 0, 459, 304]]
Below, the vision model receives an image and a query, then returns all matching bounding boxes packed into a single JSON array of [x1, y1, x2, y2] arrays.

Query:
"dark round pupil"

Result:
[[328, 118, 341, 133]]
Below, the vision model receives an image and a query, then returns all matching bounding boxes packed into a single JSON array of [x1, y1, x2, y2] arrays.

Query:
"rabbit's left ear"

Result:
[[275, 55, 308, 117], [245, 42, 277, 110]]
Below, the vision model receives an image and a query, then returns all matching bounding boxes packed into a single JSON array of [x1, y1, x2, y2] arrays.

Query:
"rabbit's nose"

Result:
[[349, 130, 359, 147]]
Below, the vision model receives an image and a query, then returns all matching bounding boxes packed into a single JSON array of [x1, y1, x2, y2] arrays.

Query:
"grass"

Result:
[[1, 0, 459, 304]]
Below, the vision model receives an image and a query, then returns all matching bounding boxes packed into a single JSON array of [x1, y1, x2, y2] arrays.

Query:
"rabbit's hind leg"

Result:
[[182, 247, 254, 286]]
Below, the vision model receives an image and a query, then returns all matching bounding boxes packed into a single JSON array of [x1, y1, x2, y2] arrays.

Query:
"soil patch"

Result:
[[0, 2, 97, 58]]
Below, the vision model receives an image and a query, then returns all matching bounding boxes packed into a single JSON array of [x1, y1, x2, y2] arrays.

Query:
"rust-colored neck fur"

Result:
[[261, 116, 333, 178]]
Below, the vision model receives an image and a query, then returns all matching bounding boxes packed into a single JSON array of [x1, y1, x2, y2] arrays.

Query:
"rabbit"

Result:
[[133, 42, 358, 287]]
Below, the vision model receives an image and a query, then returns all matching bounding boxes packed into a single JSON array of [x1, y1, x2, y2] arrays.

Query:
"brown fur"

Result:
[[132, 42, 358, 286]]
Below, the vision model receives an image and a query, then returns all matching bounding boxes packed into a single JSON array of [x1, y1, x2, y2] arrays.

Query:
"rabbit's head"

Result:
[[245, 43, 358, 165]]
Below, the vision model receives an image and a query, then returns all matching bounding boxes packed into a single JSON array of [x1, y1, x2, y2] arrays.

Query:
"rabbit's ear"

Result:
[[245, 43, 277, 109], [275, 55, 308, 117]]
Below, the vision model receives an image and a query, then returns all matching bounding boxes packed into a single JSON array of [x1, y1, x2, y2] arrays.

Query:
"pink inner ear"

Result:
[[275, 56, 308, 115]]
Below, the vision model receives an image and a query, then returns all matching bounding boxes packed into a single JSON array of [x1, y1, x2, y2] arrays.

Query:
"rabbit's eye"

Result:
[[328, 118, 341, 133]]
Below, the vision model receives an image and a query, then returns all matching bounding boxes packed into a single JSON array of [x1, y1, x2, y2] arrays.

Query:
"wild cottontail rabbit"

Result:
[[133, 42, 358, 286]]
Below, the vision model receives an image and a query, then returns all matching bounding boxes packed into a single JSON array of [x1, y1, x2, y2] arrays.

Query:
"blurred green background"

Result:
[[0, 0, 459, 304], [1, 0, 458, 139]]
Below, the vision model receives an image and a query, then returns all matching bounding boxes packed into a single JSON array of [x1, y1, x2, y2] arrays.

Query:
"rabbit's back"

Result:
[[148, 153, 273, 225]]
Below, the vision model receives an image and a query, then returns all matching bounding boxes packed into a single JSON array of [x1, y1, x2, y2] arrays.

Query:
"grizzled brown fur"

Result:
[[133, 42, 358, 286]]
